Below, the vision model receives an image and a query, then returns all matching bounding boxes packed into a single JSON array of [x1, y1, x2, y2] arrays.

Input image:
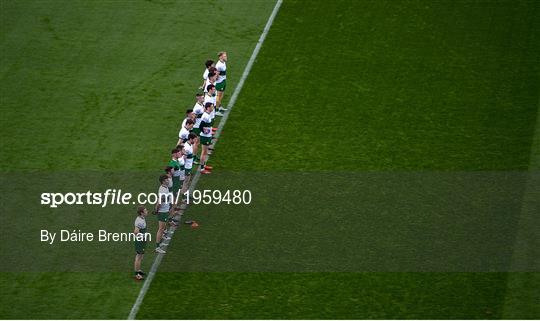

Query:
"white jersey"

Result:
[[178, 126, 190, 142], [216, 60, 226, 83], [200, 112, 213, 137], [183, 142, 194, 169], [203, 79, 215, 93], [203, 68, 209, 80], [157, 185, 171, 213], [134, 216, 146, 230], [204, 93, 216, 106], [193, 102, 204, 128], [177, 157, 186, 180]]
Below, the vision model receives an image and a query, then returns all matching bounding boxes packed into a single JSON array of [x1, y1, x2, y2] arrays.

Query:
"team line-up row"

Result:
[[132, 51, 230, 280]]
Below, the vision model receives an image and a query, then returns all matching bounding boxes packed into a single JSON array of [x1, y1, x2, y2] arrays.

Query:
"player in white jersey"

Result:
[[215, 51, 228, 113], [133, 206, 149, 280], [154, 174, 172, 254], [203, 71, 217, 94], [200, 60, 214, 90], [193, 93, 205, 132], [204, 84, 217, 106], [205, 84, 222, 120], [177, 118, 194, 146], [205, 85, 220, 137], [198, 102, 214, 174], [181, 108, 195, 129], [192, 93, 205, 163], [179, 133, 197, 197], [180, 110, 196, 161]]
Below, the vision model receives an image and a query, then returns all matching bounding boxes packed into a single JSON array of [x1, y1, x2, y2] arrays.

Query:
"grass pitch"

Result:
[[1, 0, 539, 319]]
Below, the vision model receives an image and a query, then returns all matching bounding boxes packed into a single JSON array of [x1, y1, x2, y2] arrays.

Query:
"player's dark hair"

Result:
[[204, 102, 213, 109], [137, 206, 146, 215], [205, 60, 213, 68], [188, 133, 198, 140], [164, 166, 173, 174], [159, 174, 169, 184], [206, 84, 215, 91], [185, 119, 194, 125], [196, 92, 203, 97], [185, 109, 193, 114], [176, 144, 184, 150], [208, 66, 217, 74], [208, 72, 216, 78], [171, 148, 179, 154]]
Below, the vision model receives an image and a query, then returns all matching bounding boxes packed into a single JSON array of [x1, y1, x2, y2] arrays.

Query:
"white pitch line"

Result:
[[127, 0, 283, 319]]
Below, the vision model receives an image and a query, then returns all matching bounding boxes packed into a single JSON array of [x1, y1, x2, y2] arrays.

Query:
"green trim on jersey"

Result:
[[192, 127, 201, 135]]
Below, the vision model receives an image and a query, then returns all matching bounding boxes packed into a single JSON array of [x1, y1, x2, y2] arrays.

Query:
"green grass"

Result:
[[138, 0, 539, 319], [217, 0, 539, 171], [138, 273, 510, 319], [0, 0, 274, 171], [0, 273, 139, 319], [0, 0, 275, 318], [1, 0, 539, 319]]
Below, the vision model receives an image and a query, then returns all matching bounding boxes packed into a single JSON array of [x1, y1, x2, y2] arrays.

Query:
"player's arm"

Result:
[[133, 226, 140, 235]]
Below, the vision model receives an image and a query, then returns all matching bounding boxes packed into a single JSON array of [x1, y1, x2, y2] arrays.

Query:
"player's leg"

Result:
[[215, 80, 227, 113], [193, 137, 200, 164], [155, 218, 167, 253], [134, 253, 143, 279], [200, 144, 211, 174], [216, 91, 224, 110], [179, 169, 192, 199]]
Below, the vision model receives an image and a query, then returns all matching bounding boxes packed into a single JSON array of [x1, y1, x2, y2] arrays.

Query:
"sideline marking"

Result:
[[127, 0, 283, 319], [502, 96, 540, 318]]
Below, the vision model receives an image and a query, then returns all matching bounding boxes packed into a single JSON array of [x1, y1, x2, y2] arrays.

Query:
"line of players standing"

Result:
[[132, 52, 229, 280]]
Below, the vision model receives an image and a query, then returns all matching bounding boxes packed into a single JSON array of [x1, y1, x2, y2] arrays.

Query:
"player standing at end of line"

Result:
[[215, 51, 228, 114], [133, 206, 149, 280]]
